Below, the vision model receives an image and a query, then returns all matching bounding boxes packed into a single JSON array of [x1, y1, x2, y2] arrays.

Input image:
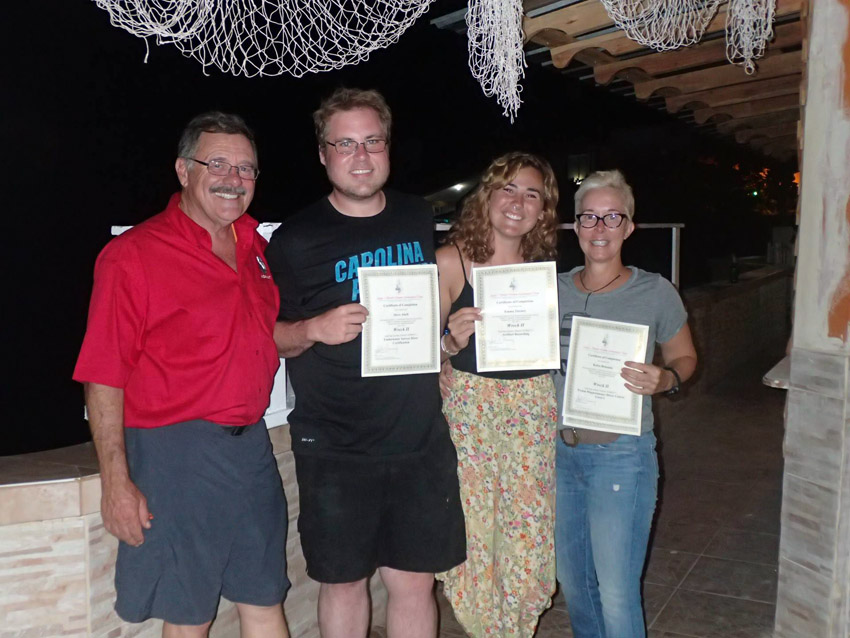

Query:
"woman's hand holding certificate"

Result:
[[358, 264, 441, 377], [473, 262, 560, 372], [562, 316, 649, 435]]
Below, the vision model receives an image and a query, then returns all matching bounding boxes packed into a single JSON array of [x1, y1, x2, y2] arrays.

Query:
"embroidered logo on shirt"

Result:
[[256, 255, 272, 279]]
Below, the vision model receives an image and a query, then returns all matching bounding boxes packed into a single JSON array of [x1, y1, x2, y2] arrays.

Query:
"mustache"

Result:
[[210, 185, 247, 196]]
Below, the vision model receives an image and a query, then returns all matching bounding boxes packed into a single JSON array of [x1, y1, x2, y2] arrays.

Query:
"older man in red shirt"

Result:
[[74, 112, 289, 638]]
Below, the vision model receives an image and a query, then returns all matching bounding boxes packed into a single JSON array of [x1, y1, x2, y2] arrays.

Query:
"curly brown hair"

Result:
[[445, 152, 559, 263]]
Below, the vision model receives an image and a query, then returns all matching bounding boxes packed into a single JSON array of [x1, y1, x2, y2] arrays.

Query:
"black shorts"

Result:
[[294, 431, 466, 583], [115, 420, 290, 625]]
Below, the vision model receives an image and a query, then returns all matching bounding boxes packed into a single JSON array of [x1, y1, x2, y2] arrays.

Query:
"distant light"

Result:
[[573, 176, 583, 185], [452, 183, 465, 191], [752, 190, 759, 196]]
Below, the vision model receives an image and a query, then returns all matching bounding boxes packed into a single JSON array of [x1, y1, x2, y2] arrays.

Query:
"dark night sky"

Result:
[[1, 2, 795, 455]]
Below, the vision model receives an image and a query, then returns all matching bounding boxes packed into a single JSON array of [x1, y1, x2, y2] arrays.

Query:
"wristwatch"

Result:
[[662, 366, 681, 396]]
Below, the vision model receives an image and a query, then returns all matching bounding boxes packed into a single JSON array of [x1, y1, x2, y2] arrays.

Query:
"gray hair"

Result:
[[177, 111, 257, 165], [574, 169, 635, 220]]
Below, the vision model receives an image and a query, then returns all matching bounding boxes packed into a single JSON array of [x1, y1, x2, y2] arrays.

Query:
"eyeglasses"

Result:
[[575, 213, 627, 229], [184, 158, 260, 180], [325, 139, 387, 155]]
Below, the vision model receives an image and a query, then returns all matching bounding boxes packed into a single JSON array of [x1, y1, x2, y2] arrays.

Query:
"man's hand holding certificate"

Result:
[[359, 264, 441, 377], [473, 262, 560, 372], [562, 316, 649, 435]]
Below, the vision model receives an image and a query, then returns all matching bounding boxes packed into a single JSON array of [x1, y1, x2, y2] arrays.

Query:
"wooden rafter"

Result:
[[736, 121, 799, 143], [753, 133, 796, 151], [634, 51, 801, 99], [715, 108, 802, 134], [524, 2, 613, 41], [520, 0, 804, 157], [593, 21, 801, 86], [666, 75, 802, 113], [693, 93, 800, 124]]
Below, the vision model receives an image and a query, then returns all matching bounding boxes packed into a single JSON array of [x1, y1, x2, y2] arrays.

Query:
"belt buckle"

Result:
[[560, 428, 580, 447]]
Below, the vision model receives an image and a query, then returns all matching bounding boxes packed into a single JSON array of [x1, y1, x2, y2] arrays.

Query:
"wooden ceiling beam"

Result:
[[755, 134, 797, 153], [694, 92, 800, 123], [715, 107, 801, 134], [524, 1, 614, 41], [527, 22, 655, 83], [735, 121, 799, 143], [751, 133, 796, 150], [522, 0, 558, 12], [593, 21, 801, 85], [666, 74, 802, 112], [633, 50, 801, 99], [529, 27, 576, 49], [550, 29, 648, 68]]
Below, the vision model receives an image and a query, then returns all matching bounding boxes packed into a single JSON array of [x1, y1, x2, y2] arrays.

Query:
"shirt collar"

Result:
[[164, 192, 259, 250]]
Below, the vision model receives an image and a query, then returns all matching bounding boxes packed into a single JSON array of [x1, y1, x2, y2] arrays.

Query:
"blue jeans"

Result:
[[555, 431, 659, 638]]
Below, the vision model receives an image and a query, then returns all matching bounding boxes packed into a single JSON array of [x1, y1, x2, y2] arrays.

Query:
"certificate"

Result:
[[473, 261, 560, 372], [562, 316, 649, 435], [359, 264, 440, 377]]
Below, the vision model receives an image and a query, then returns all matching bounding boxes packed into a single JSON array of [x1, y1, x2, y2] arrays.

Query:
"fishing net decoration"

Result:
[[725, 0, 776, 74], [597, 0, 777, 71], [598, 0, 724, 51], [92, 0, 436, 77], [466, 0, 526, 121], [92, 0, 777, 121], [93, 0, 526, 121]]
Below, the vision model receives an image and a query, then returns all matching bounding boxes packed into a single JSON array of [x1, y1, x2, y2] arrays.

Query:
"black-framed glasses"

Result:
[[325, 139, 387, 155], [575, 213, 626, 229], [184, 158, 259, 180]]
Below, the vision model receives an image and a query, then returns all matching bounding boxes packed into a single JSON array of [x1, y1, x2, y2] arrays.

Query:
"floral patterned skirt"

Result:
[[436, 369, 557, 638]]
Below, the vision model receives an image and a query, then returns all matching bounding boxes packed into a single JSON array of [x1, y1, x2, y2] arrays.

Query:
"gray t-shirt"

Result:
[[553, 266, 687, 434]]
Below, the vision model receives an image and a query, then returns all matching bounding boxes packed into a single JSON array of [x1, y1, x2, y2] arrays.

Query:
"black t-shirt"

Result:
[[449, 277, 548, 380], [265, 191, 446, 458]]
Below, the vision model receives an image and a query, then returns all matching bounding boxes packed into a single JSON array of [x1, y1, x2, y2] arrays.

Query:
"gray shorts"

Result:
[[115, 419, 290, 625]]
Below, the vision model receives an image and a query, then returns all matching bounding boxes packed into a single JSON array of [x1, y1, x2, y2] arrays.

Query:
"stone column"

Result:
[[775, 0, 850, 636]]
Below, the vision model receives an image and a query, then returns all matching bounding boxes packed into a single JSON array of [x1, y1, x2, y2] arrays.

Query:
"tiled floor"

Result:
[[433, 358, 785, 638]]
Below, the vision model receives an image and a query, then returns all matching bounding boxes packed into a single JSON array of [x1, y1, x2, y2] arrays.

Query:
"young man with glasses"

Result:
[[74, 112, 290, 638], [266, 88, 465, 638]]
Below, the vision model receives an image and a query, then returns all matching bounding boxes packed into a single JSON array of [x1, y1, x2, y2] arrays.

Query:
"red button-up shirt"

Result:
[[74, 193, 280, 428]]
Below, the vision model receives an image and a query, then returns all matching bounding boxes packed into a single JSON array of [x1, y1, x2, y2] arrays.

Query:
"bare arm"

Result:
[[274, 303, 369, 358], [622, 323, 698, 395], [436, 244, 481, 361], [84, 382, 150, 546]]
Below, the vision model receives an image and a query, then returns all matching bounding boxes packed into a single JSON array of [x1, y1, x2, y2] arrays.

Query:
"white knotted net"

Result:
[[91, 0, 776, 121], [466, 0, 526, 122], [93, 0, 527, 121], [726, 0, 776, 73], [599, 0, 777, 71], [92, 0, 435, 78], [598, 0, 724, 51]]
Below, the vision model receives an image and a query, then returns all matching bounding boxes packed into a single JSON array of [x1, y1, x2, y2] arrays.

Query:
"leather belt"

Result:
[[559, 428, 580, 447], [220, 424, 252, 437]]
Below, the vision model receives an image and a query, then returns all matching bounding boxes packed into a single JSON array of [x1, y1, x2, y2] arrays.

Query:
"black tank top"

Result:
[[448, 244, 547, 380]]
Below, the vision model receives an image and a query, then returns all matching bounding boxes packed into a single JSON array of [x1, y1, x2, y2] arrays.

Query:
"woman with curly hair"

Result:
[[435, 152, 560, 637]]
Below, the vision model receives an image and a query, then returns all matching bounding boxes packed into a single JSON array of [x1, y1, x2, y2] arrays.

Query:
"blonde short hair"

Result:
[[574, 169, 635, 220]]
